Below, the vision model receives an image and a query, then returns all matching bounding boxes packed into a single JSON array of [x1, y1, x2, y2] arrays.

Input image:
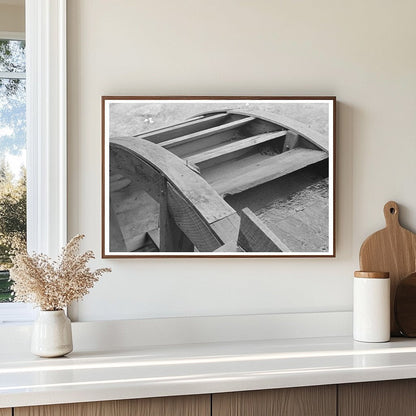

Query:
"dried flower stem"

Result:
[[10, 235, 111, 310]]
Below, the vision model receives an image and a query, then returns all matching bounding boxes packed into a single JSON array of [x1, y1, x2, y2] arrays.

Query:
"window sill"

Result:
[[0, 303, 36, 324]]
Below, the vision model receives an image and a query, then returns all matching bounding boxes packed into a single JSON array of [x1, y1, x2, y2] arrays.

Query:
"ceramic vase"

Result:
[[31, 310, 73, 357], [353, 271, 390, 343]]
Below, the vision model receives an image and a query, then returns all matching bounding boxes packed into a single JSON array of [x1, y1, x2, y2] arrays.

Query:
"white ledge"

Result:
[[2, 321, 416, 408]]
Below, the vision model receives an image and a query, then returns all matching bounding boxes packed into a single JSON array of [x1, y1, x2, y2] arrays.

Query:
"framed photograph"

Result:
[[102, 96, 336, 257]]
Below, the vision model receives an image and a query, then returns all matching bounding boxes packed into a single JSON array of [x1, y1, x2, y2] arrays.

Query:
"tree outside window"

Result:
[[0, 38, 27, 302]]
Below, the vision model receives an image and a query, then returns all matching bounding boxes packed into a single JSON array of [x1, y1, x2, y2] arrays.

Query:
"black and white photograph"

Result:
[[102, 97, 335, 257]]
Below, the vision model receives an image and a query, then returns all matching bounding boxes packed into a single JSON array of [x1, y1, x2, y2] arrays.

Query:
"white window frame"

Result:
[[0, 0, 67, 324], [0, 30, 32, 323]]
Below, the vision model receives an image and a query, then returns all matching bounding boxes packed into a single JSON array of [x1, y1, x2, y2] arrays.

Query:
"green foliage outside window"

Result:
[[0, 162, 26, 302], [0, 38, 27, 303]]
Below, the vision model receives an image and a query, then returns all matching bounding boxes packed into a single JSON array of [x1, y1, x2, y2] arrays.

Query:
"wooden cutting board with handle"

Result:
[[359, 201, 416, 336], [395, 272, 416, 337]]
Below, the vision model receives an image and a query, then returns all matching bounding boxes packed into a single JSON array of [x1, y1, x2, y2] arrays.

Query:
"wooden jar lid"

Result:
[[354, 271, 390, 279]]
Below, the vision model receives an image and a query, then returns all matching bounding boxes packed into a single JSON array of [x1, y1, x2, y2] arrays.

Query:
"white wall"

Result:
[[67, 0, 416, 322]]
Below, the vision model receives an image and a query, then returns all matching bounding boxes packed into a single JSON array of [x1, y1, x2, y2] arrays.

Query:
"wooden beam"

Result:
[[134, 113, 228, 144], [111, 138, 237, 226], [125, 233, 148, 252], [166, 182, 223, 251], [109, 202, 127, 252], [283, 130, 299, 151], [205, 148, 328, 196], [160, 116, 255, 150], [229, 109, 329, 152], [109, 175, 160, 252], [111, 138, 240, 251], [210, 213, 240, 252], [110, 147, 164, 202], [213, 241, 238, 252], [159, 179, 194, 252], [187, 130, 287, 169], [273, 214, 328, 252], [238, 208, 290, 252], [146, 228, 161, 249]]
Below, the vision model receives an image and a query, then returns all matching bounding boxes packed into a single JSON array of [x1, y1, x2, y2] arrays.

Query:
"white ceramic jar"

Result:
[[31, 310, 73, 357], [353, 271, 390, 343]]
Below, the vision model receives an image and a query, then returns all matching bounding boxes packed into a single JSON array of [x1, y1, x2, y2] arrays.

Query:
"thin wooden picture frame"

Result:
[[102, 96, 336, 258]]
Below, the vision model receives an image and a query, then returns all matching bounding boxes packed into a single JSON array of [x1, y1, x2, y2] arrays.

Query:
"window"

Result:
[[0, 32, 34, 322], [0, 35, 26, 302], [0, 1, 67, 324]]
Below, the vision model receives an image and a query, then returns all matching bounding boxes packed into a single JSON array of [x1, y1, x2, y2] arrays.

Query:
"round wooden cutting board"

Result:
[[395, 272, 416, 337], [359, 201, 416, 336]]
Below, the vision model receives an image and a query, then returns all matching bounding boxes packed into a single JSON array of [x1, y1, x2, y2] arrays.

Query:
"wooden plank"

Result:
[[110, 151, 163, 203], [187, 130, 287, 169], [167, 128, 247, 159], [111, 138, 239, 251], [267, 194, 329, 253], [159, 178, 177, 251], [111, 138, 237, 226], [214, 240, 238, 252], [109, 164, 160, 252], [135, 234, 159, 252], [111, 186, 160, 252], [109, 202, 127, 252], [229, 109, 329, 152], [0, 409, 12, 416], [238, 208, 290, 252], [134, 115, 204, 137], [15, 395, 211, 416], [339, 380, 416, 416], [146, 228, 160, 249], [283, 130, 299, 151], [294, 199, 329, 237], [161, 117, 255, 150], [268, 198, 329, 253], [166, 183, 222, 251], [126, 233, 148, 252], [273, 214, 328, 252], [205, 147, 328, 196], [160, 179, 194, 252], [210, 212, 241, 252], [212, 385, 336, 416], [135, 113, 228, 143]]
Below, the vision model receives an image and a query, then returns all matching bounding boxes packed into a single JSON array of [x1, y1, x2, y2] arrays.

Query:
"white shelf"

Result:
[[2, 334, 416, 408]]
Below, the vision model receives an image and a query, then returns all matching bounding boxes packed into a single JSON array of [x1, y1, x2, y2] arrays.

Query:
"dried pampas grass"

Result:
[[10, 234, 111, 311]]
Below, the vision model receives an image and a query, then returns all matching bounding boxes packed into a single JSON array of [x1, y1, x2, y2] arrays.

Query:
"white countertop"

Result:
[[2, 336, 416, 408]]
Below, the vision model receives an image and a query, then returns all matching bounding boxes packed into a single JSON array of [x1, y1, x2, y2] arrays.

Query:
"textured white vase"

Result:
[[31, 310, 73, 357]]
